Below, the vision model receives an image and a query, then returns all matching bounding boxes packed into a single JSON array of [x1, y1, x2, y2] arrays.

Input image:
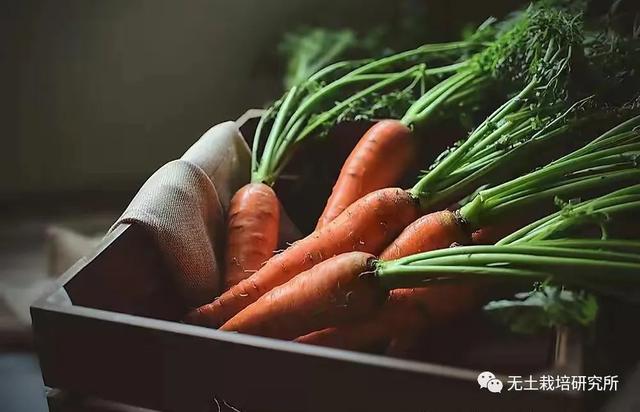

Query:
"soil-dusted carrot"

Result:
[[188, 54, 578, 327], [185, 188, 420, 327], [380, 210, 468, 259], [316, 120, 415, 229], [227, 185, 640, 342], [298, 210, 478, 352], [296, 285, 480, 351], [220, 252, 384, 340], [224, 183, 280, 289], [188, 7, 599, 327]]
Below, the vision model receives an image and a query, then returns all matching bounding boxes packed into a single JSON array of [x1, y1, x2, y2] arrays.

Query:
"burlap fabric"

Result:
[[109, 120, 302, 308]]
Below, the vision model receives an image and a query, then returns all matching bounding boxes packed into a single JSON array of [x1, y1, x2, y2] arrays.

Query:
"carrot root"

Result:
[[185, 187, 420, 327], [224, 183, 280, 290], [220, 252, 384, 340], [380, 209, 469, 260], [298, 211, 478, 353], [316, 119, 415, 229]]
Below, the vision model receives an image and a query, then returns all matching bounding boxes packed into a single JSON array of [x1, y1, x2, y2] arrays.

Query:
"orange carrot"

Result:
[[185, 188, 420, 327], [296, 210, 476, 352], [297, 286, 480, 351], [316, 120, 415, 229], [224, 183, 280, 289], [295, 289, 421, 350], [220, 252, 384, 340], [380, 210, 469, 259]]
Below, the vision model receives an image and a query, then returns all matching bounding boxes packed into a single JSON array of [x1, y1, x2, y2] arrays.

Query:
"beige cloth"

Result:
[[110, 121, 250, 308], [109, 120, 300, 309]]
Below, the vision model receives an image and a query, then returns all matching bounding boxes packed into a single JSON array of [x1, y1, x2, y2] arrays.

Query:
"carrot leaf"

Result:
[[484, 285, 598, 335]]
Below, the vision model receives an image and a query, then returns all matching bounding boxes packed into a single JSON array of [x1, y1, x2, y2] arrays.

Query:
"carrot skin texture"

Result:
[[224, 183, 280, 289], [299, 210, 477, 352], [316, 120, 415, 229], [380, 210, 469, 259], [185, 188, 420, 327], [379, 210, 476, 353], [295, 291, 419, 350], [220, 252, 383, 340], [297, 285, 480, 351]]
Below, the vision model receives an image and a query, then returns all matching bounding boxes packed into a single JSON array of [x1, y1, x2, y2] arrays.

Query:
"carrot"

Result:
[[296, 286, 480, 352], [220, 252, 384, 340], [379, 210, 469, 259], [185, 188, 420, 327], [295, 288, 426, 350], [223, 183, 280, 289], [316, 120, 415, 229], [295, 212, 476, 353]]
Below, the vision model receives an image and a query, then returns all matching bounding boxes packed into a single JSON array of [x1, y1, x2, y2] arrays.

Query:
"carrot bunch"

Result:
[[191, 111, 639, 343], [219, 184, 640, 341], [299, 114, 640, 349], [188, 6, 585, 327], [221, 37, 489, 291], [179, 0, 640, 363]]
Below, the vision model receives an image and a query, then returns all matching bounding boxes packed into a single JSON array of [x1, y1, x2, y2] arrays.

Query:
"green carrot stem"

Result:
[[406, 71, 486, 127], [376, 265, 549, 290], [484, 165, 639, 209], [268, 73, 396, 159], [497, 186, 640, 244], [400, 69, 476, 125], [472, 142, 640, 203], [251, 106, 274, 178], [376, 248, 640, 290], [306, 60, 365, 84], [549, 116, 640, 165], [441, 75, 492, 109], [256, 86, 299, 183], [288, 65, 421, 143], [279, 52, 472, 143], [475, 170, 639, 227], [410, 78, 539, 199], [389, 243, 640, 265], [264, 114, 310, 185], [502, 196, 640, 244], [422, 124, 572, 211], [521, 200, 640, 243], [523, 239, 640, 253]]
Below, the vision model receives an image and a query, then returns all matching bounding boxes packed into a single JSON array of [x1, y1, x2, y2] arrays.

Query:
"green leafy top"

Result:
[[458, 113, 640, 227], [484, 284, 598, 335], [473, 6, 583, 103], [278, 27, 383, 89], [252, 38, 485, 185]]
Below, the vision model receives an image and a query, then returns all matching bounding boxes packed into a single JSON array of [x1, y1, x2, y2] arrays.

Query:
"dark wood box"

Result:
[[31, 222, 586, 412], [31, 114, 593, 412]]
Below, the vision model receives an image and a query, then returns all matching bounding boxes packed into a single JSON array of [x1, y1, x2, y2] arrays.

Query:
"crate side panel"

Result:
[[64, 225, 184, 321]]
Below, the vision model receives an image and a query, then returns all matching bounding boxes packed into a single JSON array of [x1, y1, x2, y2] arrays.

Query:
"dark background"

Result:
[[0, 0, 518, 213]]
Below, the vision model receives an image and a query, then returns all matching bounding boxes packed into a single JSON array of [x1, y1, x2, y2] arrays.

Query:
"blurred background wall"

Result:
[[0, 2, 521, 410], [0, 0, 517, 212]]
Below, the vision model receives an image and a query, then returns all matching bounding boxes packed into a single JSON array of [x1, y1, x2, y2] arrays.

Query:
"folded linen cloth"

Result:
[[108, 121, 242, 308], [109, 120, 301, 308]]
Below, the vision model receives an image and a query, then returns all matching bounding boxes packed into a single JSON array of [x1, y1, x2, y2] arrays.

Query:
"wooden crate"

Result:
[[31, 114, 589, 412]]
